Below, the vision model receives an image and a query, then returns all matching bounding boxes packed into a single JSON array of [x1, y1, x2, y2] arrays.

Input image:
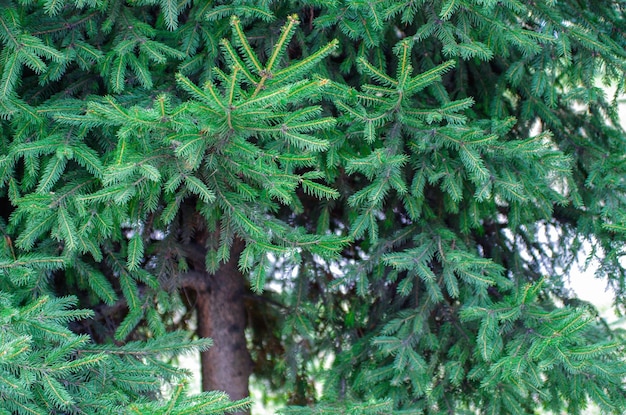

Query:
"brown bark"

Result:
[[183, 239, 252, 414]]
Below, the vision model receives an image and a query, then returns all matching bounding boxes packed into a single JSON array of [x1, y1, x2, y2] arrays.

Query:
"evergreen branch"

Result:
[[357, 57, 397, 87], [207, 5, 274, 22], [0, 254, 65, 271], [284, 117, 336, 132], [57, 206, 78, 251], [406, 60, 456, 93], [127, 233, 144, 271], [31, 12, 99, 36], [42, 375, 73, 409], [270, 39, 339, 85], [118, 270, 140, 312], [177, 394, 251, 415], [127, 54, 153, 89], [440, 0, 458, 20], [36, 156, 67, 193], [185, 175, 216, 203], [86, 269, 118, 305], [301, 179, 340, 200], [110, 55, 127, 93], [229, 16, 263, 73], [206, 81, 229, 112], [15, 213, 56, 250], [226, 65, 239, 106], [236, 85, 289, 109], [266, 14, 300, 73], [250, 254, 267, 292], [334, 100, 366, 120], [0, 11, 21, 49], [232, 209, 266, 239], [281, 129, 329, 151], [176, 74, 224, 110], [159, 0, 180, 30], [0, 52, 21, 98], [115, 308, 144, 341], [219, 39, 258, 85]]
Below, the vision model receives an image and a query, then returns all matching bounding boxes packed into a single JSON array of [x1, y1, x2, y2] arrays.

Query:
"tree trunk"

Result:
[[185, 239, 252, 414]]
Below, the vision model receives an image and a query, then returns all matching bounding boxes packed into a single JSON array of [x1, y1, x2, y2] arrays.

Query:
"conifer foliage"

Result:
[[0, 1, 625, 414]]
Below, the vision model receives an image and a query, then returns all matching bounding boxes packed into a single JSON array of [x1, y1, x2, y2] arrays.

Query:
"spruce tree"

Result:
[[1, 1, 625, 414]]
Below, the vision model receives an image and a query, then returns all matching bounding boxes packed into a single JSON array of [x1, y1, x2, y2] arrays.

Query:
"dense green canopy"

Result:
[[0, 1, 625, 414]]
